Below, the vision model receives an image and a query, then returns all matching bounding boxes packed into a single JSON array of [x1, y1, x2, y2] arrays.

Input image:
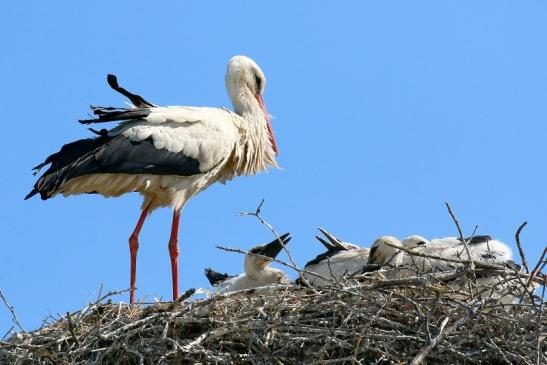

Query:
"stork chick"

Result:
[[205, 233, 292, 292], [368, 234, 524, 304], [300, 228, 370, 286]]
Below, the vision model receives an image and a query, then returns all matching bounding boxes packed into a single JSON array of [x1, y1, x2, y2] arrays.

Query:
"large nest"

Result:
[[1, 265, 545, 364]]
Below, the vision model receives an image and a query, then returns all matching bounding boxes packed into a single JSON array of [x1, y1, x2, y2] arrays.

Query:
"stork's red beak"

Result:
[[255, 94, 278, 156]]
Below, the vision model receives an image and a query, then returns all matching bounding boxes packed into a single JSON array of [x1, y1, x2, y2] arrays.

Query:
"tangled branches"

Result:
[[1, 202, 545, 364], [0, 268, 545, 364]]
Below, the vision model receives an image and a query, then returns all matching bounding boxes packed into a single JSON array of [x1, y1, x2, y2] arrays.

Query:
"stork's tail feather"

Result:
[[79, 106, 151, 124], [78, 74, 155, 124], [106, 74, 156, 109], [25, 136, 111, 200]]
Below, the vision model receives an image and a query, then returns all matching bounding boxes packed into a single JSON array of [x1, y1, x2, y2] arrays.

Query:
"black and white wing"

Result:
[[26, 105, 239, 200]]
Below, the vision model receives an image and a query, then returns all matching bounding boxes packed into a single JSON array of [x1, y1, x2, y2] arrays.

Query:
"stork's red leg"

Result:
[[128, 206, 150, 304], [168, 209, 181, 301]]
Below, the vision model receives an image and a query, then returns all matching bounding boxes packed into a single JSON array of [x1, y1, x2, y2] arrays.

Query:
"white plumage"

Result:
[[301, 228, 370, 286], [368, 234, 522, 304], [368, 234, 515, 270], [399, 235, 513, 271], [27, 56, 279, 303]]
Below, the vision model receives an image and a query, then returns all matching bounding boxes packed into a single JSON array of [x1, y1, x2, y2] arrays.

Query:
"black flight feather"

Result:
[[304, 247, 346, 268], [458, 235, 493, 245], [204, 268, 234, 286], [79, 106, 151, 124], [25, 135, 202, 201]]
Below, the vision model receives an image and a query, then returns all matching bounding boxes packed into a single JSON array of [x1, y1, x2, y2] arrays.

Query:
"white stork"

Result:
[[25, 56, 279, 303], [368, 235, 514, 270], [204, 233, 292, 292], [368, 235, 524, 303], [300, 228, 370, 286]]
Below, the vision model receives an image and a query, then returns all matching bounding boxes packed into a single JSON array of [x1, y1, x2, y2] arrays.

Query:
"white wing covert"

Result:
[[110, 106, 239, 172]]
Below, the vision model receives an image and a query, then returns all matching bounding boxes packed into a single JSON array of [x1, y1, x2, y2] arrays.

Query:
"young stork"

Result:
[[300, 228, 370, 286], [368, 235, 514, 271], [25, 56, 279, 303], [368, 235, 522, 303], [204, 233, 292, 293]]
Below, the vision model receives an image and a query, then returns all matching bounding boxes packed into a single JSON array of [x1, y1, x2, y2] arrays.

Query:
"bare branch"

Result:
[[410, 306, 478, 365], [237, 200, 316, 290], [444, 202, 473, 263], [527, 247, 547, 287], [515, 221, 529, 274], [0, 289, 25, 333]]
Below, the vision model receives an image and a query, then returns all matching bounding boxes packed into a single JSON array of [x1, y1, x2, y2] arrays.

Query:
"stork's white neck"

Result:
[[218, 106, 278, 180], [231, 88, 264, 119], [219, 56, 278, 179], [244, 258, 285, 284]]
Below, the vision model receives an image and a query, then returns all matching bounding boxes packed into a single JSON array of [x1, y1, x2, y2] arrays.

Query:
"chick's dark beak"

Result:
[[256, 233, 292, 259]]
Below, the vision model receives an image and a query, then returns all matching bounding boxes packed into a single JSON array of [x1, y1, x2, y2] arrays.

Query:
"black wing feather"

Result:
[[26, 135, 202, 200], [79, 106, 151, 124], [304, 247, 345, 268], [458, 235, 493, 245], [204, 268, 234, 286]]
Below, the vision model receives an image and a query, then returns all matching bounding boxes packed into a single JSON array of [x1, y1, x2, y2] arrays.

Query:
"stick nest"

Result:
[[1, 269, 545, 365]]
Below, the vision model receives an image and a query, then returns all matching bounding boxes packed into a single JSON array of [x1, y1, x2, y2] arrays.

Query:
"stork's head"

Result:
[[244, 233, 291, 275], [367, 235, 404, 266], [226, 55, 278, 155], [400, 235, 429, 250]]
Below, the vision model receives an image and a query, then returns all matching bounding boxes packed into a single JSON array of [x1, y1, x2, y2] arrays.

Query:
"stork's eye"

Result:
[[416, 241, 426, 246], [255, 75, 262, 92]]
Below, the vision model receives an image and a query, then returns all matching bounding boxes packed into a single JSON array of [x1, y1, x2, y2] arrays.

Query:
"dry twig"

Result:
[[237, 199, 317, 291], [0, 255, 544, 365], [515, 221, 530, 273], [0, 289, 25, 333]]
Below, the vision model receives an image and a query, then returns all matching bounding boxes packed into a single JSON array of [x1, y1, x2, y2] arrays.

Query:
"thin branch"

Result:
[[380, 239, 545, 293], [410, 306, 478, 365], [445, 202, 477, 298], [409, 316, 450, 365], [237, 199, 316, 290], [95, 288, 133, 305], [527, 247, 547, 287], [0, 289, 25, 333], [515, 221, 529, 273], [1, 325, 14, 341], [66, 312, 80, 348], [381, 240, 521, 273], [536, 277, 546, 365], [445, 202, 473, 263]]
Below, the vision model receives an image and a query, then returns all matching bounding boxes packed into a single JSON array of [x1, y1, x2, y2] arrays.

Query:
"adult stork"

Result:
[[25, 56, 279, 303], [204, 233, 292, 292]]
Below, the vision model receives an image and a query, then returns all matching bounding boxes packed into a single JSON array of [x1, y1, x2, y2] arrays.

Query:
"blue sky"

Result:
[[1, 2, 546, 334]]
